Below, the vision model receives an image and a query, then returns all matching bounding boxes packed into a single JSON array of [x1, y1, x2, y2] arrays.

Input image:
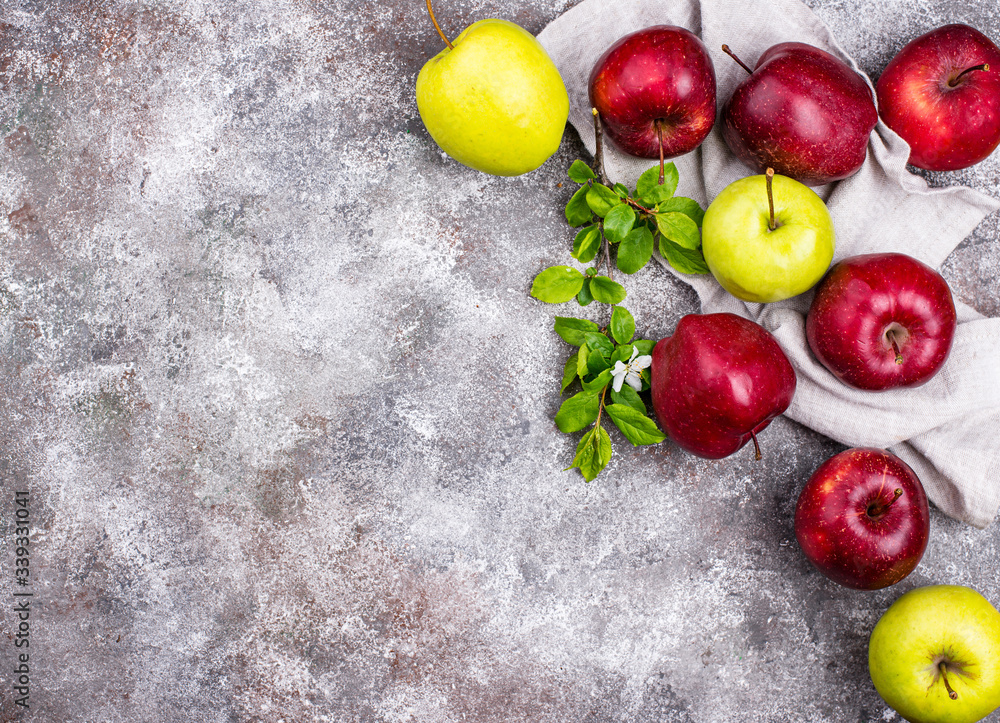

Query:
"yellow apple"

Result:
[[701, 171, 835, 303], [416, 18, 569, 176], [869, 584, 1000, 723]]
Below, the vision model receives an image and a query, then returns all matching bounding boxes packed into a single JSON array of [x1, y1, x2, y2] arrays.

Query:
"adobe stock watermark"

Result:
[[11, 490, 32, 711]]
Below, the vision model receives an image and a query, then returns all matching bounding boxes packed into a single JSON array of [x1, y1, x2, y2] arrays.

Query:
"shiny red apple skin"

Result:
[[721, 42, 878, 186], [795, 448, 930, 590], [876, 24, 1000, 171], [650, 313, 796, 459], [589, 26, 717, 159], [806, 253, 957, 391]]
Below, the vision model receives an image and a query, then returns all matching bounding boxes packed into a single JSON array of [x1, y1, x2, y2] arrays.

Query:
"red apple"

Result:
[[876, 23, 1000, 171], [588, 26, 716, 160], [650, 313, 796, 459], [720, 42, 878, 186], [795, 448, 930, 590], [806, 253, 957, 391]]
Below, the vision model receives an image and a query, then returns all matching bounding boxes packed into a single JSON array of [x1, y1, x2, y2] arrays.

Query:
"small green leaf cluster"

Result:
[[531, 158, 705, 482], [554, 307, 665, 482], [530, 160, 707, 307], [569, 159, 708, 278]]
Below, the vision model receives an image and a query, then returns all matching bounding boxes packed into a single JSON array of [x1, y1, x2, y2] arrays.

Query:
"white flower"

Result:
[[611, 348, 652, 393]]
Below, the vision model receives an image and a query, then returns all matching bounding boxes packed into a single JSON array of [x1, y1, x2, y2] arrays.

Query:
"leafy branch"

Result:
[[529, 109, 709, 481]]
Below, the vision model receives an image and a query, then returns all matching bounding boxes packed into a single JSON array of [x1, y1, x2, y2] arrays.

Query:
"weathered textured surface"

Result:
[[0, 0, 998, 721]]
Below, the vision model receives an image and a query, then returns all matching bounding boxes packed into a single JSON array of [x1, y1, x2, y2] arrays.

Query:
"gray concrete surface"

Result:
[[1, 0, 999, 721]]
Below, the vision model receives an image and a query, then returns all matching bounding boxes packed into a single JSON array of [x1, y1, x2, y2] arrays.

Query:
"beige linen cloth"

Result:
[[538, 0, 1000, 527]]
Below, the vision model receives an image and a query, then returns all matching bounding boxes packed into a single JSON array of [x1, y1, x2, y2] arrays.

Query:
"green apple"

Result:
[[416, 17, 569, 176], [869, 584, 1000, 723], [701, 171, 835, 303]]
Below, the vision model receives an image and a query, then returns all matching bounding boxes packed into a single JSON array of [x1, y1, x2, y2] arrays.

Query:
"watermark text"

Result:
[[12, 490, 31, 709]]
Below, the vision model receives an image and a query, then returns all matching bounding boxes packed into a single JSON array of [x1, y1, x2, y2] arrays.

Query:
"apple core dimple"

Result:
[[929, 654, 972, 700], [866, 488, 903, 520], [883, 323, 909, 364]]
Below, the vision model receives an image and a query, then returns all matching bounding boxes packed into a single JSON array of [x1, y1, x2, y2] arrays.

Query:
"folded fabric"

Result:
[[538, 0, 1000, 527]]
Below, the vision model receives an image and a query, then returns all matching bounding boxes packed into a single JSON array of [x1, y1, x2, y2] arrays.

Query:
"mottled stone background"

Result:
[[1, 0, 999, 721]]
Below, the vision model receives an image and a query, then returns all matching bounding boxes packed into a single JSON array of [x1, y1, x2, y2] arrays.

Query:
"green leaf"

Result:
[[655, 211, 701, 250], [610, 385, 645, 414], [584, 337, 612, 374], [576, 344, 590, 378], [583, 332, 614, 358], [613, 183, 630, 198], [531, 266, 585, 303], [576, 278, 594, 306], [616, 226, 655, 275], [555, 391, 600, 433], [660, 239, 710, 275], [582, 369, 612, 393], [636, 163, 679, 204], [589, 276, 627, 305], [587, 352, 611, 376], [610, 306, 635, 345], [606, 404, 666, 446], [633, 339, 655, 356], [561, 354, 579, 394], [657, 196, 705, 227], [610, 344, 634, 365], [603, 204, 636, 244], [569, 425, 613, 482], [587, 184, 621, 217], [565, 186, 593, 227], [572, 224, 602, 264], [553, 316, 600, 346], [568, 160, 596, 183]]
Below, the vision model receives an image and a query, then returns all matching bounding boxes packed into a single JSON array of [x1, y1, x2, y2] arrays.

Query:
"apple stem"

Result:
[[425, 0, 454, 50], [626, 198, 656, 215], [721, 44, 754, 75], [602, 231, 614, 283], [867, 488, 903, 518], [595, 383, 609, 428], [939, 662, 959, 700], [592, 108, 610, 186], [950, 63, 990, 86], [750, 430, 761, 461], [656, 119, 666, 185], [886, 329, 904, 364], [590, 108, 616, 283], [765, 168, 776, 231]]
